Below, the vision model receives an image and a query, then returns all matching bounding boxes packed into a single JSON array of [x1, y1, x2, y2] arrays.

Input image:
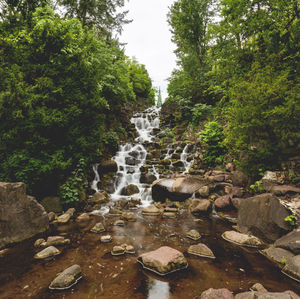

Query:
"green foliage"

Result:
[[102, 130, 119, 153], [0, 5, 154, 197], [191, 103, 213, 126], [284, 215, 297, 227], [59, 158, 88, 204], [199, 121, 227, 167], [249, 180, 264, 194]]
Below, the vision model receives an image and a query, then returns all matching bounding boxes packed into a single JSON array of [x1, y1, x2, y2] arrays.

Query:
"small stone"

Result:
[[142, 205, 161, 216], [164, 207, 178, 213], [114, 220, 125, 227], [48, 212, 56, 222], [45, 236, 70, 247], [130, 197, 141, 205], [49, 265, 82, 290], [76, 213, 90, 222], [34, 238, 46, 248], [34, 246, 60, 259], [111, 246, 125, 256], [250, 283, 268, 292], [200, 288, 234, 299], [162, 212, 176, 218], [121, 212, 137, 222], [101, 235, 112, 243], [188, 243, 215, 259], [186, 229, 201, 241], [56, 213, 71, 224], [109, 207, 122, 215], [90, 222, 105, 233], [198, 186, 210, 197], [124, 244, 135, 254]]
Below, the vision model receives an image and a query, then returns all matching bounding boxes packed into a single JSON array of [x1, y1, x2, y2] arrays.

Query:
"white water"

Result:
[[110, 106, 161, 205], [91, 164, 100, 192], [180, 144, 195, 174]]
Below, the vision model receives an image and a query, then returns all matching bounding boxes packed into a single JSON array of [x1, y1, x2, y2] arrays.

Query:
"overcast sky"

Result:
[[119, 0, 176, 102]]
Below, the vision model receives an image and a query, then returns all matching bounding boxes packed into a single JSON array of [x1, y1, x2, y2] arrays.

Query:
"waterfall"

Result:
[[180, 144, 195, 174]]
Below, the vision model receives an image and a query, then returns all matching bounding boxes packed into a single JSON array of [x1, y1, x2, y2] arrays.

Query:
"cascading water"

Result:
[[109, 106, 161, 205], [180, 144, 195, 174]]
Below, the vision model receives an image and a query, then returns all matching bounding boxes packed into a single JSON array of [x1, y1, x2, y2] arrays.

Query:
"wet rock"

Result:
[[90, 191, 110, 204], [90, 222, 105, 233], [172, 160, 184, 167], [231, 198, 246, 210], [100, 235, 112, 243], [34, 246, 60, 259], [222, 231, 263, 248], [121, 212, 137, 222], [188, 243, 215, 259], [189, 198, 212, 215], [260, 247, 294, 265], [57, 213, 71, 224], [76, 213, 90, 222], [114, 220, 125, 227], [41, 196, 62, 213], [35, 236, 70, 248], [200, 288, 234, 299], [164, 207, 178, 213], [250, 283, 267, 292], [271, 185, 300, 196], [231, 170, 249, 187], [235, 291, 296, 299], [237, 193, 291, 242], [0, 182, 49, 249], [121, 184, 139, 196], [186, 229, 201, 240], [274, 230, 300, 254], [109, 207, 122, 215], [160, 159, 172, 166], [215, 195, 232, 211], [48, 212, 56, 222], [282, 255, 300, 282], [98, 160, 118, 174], [111, 245, 125, 256], [34, 238, 45, 248], [49, 264, 82, 290], [130, 197, 141, 205], [138, 246, 188, 275], [140, 173, 156, 184], [226, 163, 235, 172], [162, 212, 176, 218], [197, 185, 210, 198], [124, 244, 135, 254], [142, 205, 161, 216]]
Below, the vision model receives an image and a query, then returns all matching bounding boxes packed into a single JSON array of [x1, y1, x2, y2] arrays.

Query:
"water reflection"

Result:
[[147, 278, 170, 299]]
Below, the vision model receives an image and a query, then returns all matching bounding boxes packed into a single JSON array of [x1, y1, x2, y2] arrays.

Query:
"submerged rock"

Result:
[[186, 229, 201, 241], [0, 182, 49, 249], [222, 231, 263, 248], [100, 235, 112, 243], [188, 243, 215, 259], [90, 222, 105, 233], [49, 264, 82, 290], [34, 246, 60, 259], [138, 246, 188, 275], [200, 288, 234, 299], [282, 255, 300, 283], [142, 205, 161, 216]]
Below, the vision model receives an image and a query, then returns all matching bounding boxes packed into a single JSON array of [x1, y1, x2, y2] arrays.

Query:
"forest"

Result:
[[0, 0, 155, 199], [167, 0, 299, 178]]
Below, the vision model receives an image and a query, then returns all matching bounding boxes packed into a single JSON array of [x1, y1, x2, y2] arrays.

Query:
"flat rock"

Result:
[[34, 246, 60, 259], [282, 255, 300, 282], [90, 191, 110, 204], [249, 283, 267, 292], [260, 247, 294, 265], [109, 207, 122, 215], [188, 243, 215, 259], [186, 229, 201, 241], [76, 213, 90, 222], [36, 236, 70, 247], [114, 220, 125, 226], [90, 222, 105, 233], [49, 264, 82, 290], [271, 185, 300, 196], [222, 231, 263, 248], [142, 205, 161, 216], [138, 246, 188, 275], [200, 288, 234, 299], [111, 245, 125, 256], [162, 212, 176, 218], [275, 230, 300, 254], [235, 291, 298, 299]]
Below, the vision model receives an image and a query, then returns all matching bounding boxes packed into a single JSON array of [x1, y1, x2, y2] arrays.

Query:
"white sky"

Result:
[[119, 0, 176, 102]]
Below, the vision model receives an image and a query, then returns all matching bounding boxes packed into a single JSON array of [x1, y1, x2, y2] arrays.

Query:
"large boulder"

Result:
[[282, 255, 300, 282], [237, 193, 291, 242], [98, 160, 118, 174], [138, 246, 188, 275], [260, 247, 294, 265], [152, 176, 209, 202], [121, 184, 139, 196], [0, 182, 49, 249], [40, 196, 62, 213], [189, 198, 212, 215], [274, 230, 300, 254]]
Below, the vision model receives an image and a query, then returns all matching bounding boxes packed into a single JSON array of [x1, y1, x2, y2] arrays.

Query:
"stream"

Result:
[[0, 107, 299, 298]]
